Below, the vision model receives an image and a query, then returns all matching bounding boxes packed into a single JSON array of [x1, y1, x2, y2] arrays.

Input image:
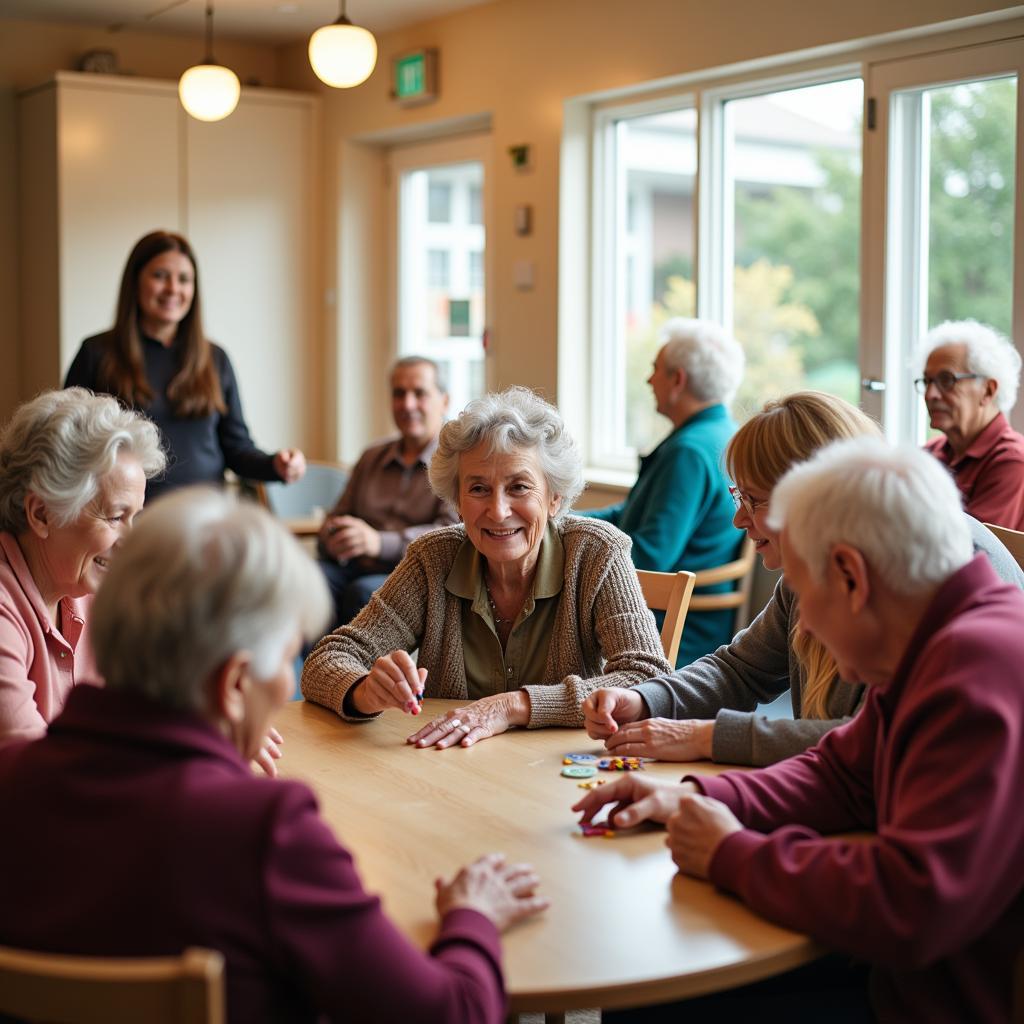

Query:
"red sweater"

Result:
[[925, 412, 1024, 529], [693, 555, 1024, 1023], [0, 685, 506, 1024]]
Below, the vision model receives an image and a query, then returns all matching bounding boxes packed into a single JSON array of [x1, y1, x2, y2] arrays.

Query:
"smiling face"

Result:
[[391, 361, 449, 451], [136, 250, 195, 340], [40, 452, 147, 600], [731, 479, 780, 570], [457, 445, 562, 573], [922, 342, 995, 446]]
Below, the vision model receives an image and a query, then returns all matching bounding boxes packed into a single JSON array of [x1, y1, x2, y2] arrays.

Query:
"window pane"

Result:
[[427, 249, 450, 288], [398, 163, 485, 415], [468, 185, 482, 225], [728, 79, 863, 418], [428, 181, 452, 223], [613, 108, 698, 455], [927, 77, 1016, 334]]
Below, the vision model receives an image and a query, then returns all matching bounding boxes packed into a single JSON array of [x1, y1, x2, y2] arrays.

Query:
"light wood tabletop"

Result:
[[275, 698, 822, 1015]]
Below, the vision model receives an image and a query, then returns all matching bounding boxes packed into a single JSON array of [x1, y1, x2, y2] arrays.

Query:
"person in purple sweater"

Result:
[[0, 488, 547, 1024], [575, 438, 1024, 1023]]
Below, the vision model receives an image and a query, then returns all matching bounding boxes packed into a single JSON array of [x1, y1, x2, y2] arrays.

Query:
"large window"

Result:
[[591, 76, 863, 467], [579, 31, 1024, 473]]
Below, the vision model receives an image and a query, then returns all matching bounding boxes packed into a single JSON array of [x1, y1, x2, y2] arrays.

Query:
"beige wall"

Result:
[[0, 18, 284, 422], [277, 0, 1024, 455], [4, 0, 1024, 444]]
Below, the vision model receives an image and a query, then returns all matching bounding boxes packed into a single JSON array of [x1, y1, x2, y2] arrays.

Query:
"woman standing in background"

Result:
[[65, 230, 305, 501]]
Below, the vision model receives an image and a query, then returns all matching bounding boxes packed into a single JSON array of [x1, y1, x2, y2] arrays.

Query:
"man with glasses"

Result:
[[917, 319, 1024, 530]]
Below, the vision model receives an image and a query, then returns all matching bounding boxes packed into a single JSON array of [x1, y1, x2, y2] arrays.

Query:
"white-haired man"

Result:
[[576, 439, 1024, 1022], [585, 318, 745, 665], [918, 318, 1024, 528]]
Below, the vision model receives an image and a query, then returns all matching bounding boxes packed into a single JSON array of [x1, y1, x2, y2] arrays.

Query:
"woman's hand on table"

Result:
[[274, 448, 306, 483], [572, 776, 699, 828], [349, 651, 427, 715], [604, 718, 714, 762], [253, 727, 285, 777], [407, 691, 530, 749], [583, 687, 646, 738], [435, 852, 549, 932], [666, 794, 743, 879]]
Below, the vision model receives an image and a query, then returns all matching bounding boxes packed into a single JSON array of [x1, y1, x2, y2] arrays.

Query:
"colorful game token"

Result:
[[576, 779, 607, 790], [597, 756, 644, 771], [561, 764, 598, 779], [564, 753, 599, 764], [576, 822, 616, 838]]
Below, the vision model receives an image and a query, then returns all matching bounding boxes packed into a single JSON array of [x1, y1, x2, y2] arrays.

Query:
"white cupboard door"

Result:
[[186, 94, 315, 454], [58, 79, 181, 370]]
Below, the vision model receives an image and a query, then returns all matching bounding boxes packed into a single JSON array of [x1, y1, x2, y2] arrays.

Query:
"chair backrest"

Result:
[[687, 536, 757, 631], [257, 461, 349, 520], [635, 569, 697, 664], [0, 945, 226, 1024], [984, 523, 1024, 573]]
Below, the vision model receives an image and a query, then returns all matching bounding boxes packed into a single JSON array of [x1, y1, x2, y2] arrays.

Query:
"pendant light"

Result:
[[178, 1, 240, 122], [308, 0, 377, 89]]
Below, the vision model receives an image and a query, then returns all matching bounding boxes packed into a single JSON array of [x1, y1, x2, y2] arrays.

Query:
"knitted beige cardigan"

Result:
[[301, 517, 671, 728]]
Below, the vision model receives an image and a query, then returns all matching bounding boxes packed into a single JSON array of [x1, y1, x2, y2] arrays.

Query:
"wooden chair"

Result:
[[984, 523, 1024, 573], [636, 569, 697, 664], [254, 460, 350, 540], [687, 536, 757, 632], [0, 945, 226, 1024]]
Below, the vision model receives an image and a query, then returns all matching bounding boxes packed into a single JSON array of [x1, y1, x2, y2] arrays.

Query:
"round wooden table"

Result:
[[276, 699, 821, 1015]]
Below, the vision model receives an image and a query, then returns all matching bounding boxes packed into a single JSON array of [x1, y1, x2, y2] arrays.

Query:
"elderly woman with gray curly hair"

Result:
[[302, 387, 671, 749], [0, 387, 166, 745]]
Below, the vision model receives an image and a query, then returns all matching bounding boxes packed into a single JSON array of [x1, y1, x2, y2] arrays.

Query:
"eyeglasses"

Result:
[[913, 371, 981, 395], [729, 485, 770, 517]]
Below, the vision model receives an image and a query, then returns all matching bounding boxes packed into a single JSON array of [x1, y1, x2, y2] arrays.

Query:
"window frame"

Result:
[[563, 14, 1024, 480]]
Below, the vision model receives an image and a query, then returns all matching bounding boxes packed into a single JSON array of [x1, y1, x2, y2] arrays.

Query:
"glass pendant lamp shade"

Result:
[[178, 2, 240, 122], [178, 63, 240, 121], [308, 17, 377, 88]]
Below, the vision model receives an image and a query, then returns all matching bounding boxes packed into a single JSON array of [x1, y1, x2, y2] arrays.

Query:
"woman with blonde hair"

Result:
[[582, 390, 1022, 766]]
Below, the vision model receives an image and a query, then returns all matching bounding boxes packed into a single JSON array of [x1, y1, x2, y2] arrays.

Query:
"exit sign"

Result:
[[392, 48, 438, 106]]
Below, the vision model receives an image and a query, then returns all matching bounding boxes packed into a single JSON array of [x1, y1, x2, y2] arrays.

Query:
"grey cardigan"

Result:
[[301, 517, 671, 728], [631, 512, 1024, 767]]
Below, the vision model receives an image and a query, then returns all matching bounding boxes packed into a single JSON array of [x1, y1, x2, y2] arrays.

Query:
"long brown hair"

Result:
[[725, 392, 882, 718], [99, 231, 225, 417]]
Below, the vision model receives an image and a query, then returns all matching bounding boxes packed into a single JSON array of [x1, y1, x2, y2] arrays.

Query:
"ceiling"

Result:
[[0, 0, 495, 44]]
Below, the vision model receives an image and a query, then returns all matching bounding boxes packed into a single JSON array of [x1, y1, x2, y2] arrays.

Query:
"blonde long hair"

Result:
[[725, 392, 881, 718]]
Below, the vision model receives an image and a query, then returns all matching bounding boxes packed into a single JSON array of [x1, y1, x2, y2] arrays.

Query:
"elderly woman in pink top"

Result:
[[0, 388, 165, 744]]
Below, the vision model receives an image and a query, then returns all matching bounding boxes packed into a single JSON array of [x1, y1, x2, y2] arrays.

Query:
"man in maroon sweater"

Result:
[[576, 438, 1024, 1023], [918, 318, 1024, 529]]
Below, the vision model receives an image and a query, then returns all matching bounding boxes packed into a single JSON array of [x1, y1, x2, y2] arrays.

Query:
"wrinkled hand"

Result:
[[666, 794, 743, 879], [605, 718, 714, 762], [407, 691, 530, 749], [274, 448, 306, 483], [572, 775, 699, 829], [320, 515, 382, 561], [583, 687, 646, 739], [253, 727, 284, 777], [435, 852, 549, 932], [350, 651, 427, 716]]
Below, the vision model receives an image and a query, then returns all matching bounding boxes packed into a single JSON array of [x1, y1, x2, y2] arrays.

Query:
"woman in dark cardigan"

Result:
[[65, 229, 305, 501]]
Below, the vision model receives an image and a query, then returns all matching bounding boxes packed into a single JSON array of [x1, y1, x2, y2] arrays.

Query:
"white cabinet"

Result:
[[17, 71, 321, 454]]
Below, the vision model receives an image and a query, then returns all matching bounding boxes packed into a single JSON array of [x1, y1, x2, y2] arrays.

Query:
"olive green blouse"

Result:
[[445, 524, 564, 700]]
